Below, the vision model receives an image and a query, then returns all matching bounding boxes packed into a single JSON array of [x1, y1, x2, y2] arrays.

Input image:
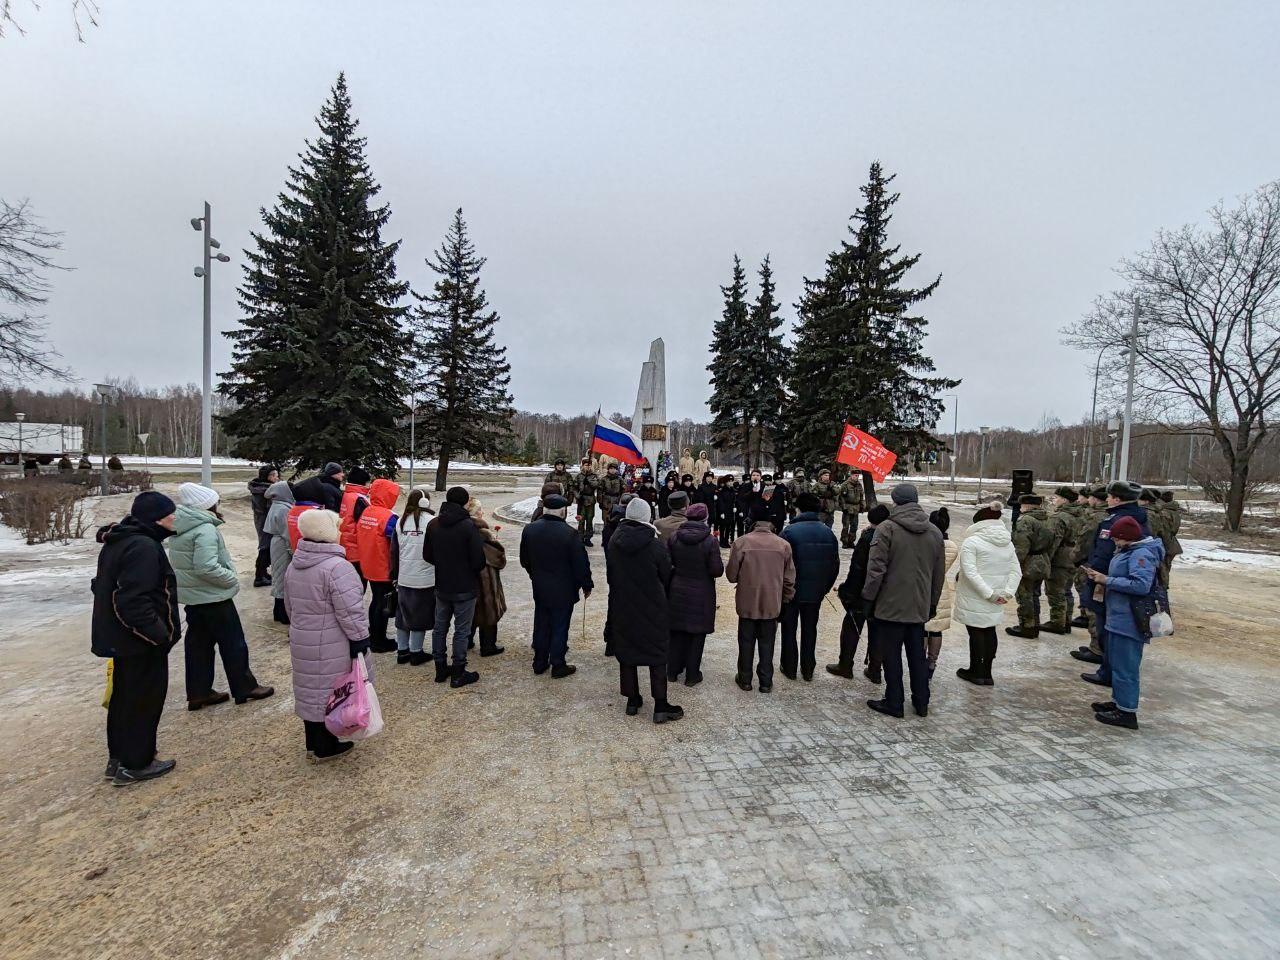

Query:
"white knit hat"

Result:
[[625, 497, 653, 523], [297, 508, 342, 544], [178, 482, 219, 510]]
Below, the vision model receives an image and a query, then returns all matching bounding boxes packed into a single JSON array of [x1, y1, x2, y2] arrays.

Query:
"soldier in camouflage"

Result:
[[785, 468, 810, 522], [544, 459, 575, 506], [598, 461, 624, 522], [574, 457, 601, 546], [810, 468, 840, 527], [1069, 486, 1109, 663], [1158, 489, 1184, 583], [836, 472, 866, 548], [1041, 486, 1082, 634], [1007, 494, 1055, 638]]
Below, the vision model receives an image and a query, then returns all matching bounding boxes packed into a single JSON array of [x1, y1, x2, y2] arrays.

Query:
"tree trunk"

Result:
[[861, 471, 877, 506], [1224, 454, 1248, 532], [435, 447, 450, 492]]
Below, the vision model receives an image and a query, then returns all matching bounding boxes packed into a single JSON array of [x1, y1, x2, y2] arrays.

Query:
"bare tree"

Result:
[[0, 0, 99, 40], [0, 199, 70, 381], [1064, 181, 1280, 531]]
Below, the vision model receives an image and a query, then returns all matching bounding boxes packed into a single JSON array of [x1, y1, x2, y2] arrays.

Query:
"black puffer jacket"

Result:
[[605, 521, 673, 667], [518, 513, 593, 606], [90, 517, 181, 658], [293, 475, 343, 512], [423, 501, 487, 597], [667, 520, 723, 634]]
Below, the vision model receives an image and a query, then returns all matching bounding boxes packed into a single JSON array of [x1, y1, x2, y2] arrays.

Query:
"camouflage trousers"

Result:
[[1045, 565, 1073, 628], [840, 511, 860, 548], [1077, 571, 1101, 654], [1015, 577, 1045, 629], [578, 502, 595, 543]]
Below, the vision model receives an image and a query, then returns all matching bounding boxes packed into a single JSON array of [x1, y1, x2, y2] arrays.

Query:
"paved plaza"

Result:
[[1, 484, 1278, 959]]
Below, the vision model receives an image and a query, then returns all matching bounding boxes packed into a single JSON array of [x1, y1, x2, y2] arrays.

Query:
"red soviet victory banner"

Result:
[[835, 424, 898, 482]]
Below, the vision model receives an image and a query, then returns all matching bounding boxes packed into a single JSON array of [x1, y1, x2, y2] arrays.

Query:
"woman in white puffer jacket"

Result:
[[953, 505, 1021, 686]]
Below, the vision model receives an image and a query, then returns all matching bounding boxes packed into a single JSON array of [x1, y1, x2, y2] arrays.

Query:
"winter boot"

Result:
[[550, 663, 577, 679], [625, 695, 643, 716], [409, 650, 430, 666], [866, 699, 904, 719], [235, 685, 274, 705], [272, 599, 290, 625], [1005, 625, 1039, 639], [1094, 708, 1138, 730], [253, 575, 271, 588], [434, 658, 450, 683], [863, 666, 882, 684], [826, 661, 855, 679], [734, 673, 752, 691], [653, 700, 684, 724], [1071, 649, 1103, 664], [1039, 622, 1071, 635], [450, 661, 479, 688], [187, 690, 230, 711], [1070, 615, 1090, 628], [956, 667, 989, 686], [397, 649, 412, 665]]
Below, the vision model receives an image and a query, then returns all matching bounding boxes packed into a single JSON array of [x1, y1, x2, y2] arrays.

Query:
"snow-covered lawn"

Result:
[[1178, 539, 1280, 571]]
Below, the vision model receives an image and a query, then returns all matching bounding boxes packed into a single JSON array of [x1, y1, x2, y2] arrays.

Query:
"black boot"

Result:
[[625, 695, 643, 716], [826, 661, 854, 679], [1005, 625, 1039, 639], [1070, 615, 1090, 628], [434, 658, 450, 683], [653, 699, 684, 724], [450, 661, 479, 688], [1039, 622, 1071, 635], [272, 598, 290, 625]]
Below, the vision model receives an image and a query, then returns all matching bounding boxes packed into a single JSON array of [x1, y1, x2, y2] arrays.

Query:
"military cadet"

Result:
[[784, 468, 808, 522], [836, 471, 866, 548], [1006, 494, 1055, 639], [575, 458, 602, 546], [545, 459, 575, 506], [1069, 487, 1109, 663], [598, 462, 624, 522], [1158, 489, 1184, 583], [810, 468, 840, 528], [1041, 487, 1080, 635]]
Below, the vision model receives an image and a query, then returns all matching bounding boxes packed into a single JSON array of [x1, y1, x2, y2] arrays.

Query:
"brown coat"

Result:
[[654, 508, 686, 544], [726, 521, 796, 620], [473, 518, 508, 629]]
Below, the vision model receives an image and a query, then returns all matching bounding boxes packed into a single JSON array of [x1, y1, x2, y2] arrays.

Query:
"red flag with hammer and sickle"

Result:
[[835, 424, 897, 482]]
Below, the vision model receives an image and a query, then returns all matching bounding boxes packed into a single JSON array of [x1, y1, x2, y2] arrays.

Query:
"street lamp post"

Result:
[[949, 394, 959, 500], [94, 384, 117, 496], [1118, 299, 1141, 482], [1084, 343, 1114, 484], [1071, 448, 1078, 487], [192, 202, 231, 487], [977, 426, 990, 503], [15, 412, 24, 477], [582, 430, 591, 462]]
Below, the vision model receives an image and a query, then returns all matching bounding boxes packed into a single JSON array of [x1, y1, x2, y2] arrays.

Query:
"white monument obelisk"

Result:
[[631, 338, 667, 469]]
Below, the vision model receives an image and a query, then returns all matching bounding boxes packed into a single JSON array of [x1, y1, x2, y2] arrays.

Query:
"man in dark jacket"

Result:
[[293, 462, 345, 514], [247, 464, 278, 587], [654, 489, 689, 541], [828, 503, 890, 680], [423, 486, 487, 687], [779, 493, 840, 681], [735, 471, 759, 538], [1081, 480, 1151, 689], [519, 494, 593, 678], [607, 498, 682, 722], [91, 491, 182, 786], [861, 484, 944, 719]]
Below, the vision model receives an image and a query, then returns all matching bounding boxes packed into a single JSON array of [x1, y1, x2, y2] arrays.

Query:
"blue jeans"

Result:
[[1107, 630, 1146, 712], [532, 601, 573, 669], [396, 629, 426, 653], [433, 593, 476, 665]]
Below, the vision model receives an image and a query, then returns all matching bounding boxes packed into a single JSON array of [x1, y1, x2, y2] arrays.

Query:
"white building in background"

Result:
[[631, 338, 667, 468], [0, 422, 84, 464]]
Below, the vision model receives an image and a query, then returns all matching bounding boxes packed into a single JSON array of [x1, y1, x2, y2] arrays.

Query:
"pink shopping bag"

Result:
[[324, 653, 381, 740]]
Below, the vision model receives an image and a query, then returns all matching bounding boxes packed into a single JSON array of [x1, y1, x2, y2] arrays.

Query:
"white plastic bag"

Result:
[[345, 654, 384, 741], [1149, 610, 1174, 638]]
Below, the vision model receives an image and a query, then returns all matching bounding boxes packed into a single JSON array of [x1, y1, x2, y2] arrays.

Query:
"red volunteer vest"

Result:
[[339, 484, 370, 563], [355, 504, 394, 582], [286, 503, 318, 552]]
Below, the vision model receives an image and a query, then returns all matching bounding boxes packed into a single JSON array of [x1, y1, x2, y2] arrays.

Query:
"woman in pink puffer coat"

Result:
[[283, 509, 369, 761]]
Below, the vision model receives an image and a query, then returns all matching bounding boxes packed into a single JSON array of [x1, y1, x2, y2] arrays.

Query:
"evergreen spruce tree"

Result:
[[785, 162, 958, 482], [412, 208, 514, 490], [222, 74, 409, 474], [520, 433, 540, 466], [706, 255, 751, 461], [738, 255, 789, 469]]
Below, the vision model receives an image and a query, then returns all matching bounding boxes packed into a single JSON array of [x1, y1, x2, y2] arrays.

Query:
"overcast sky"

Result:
[[3, 1, 1276, 432]]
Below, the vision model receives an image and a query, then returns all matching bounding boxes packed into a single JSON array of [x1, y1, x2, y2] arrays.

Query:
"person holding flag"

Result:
[[590, 411, 648, 468]]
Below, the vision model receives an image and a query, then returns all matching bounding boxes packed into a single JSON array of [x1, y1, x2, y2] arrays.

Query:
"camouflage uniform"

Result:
[[1043, 503, 1079, 631], [785, 470, 810, 522], [1160, 495, 1184, 584], [575, 468, 601, 544], [837, 476, 865, 548], [598, 471, 624, 519], [811, 476, 839, 527], [544, 468, 575, 505], [1011, 505, 1054, 634]]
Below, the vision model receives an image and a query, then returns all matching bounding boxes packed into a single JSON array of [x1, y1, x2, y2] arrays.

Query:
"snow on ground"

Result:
[[1179, 538, 1280, 571], [496, 495, 601, 530], [115, 455, 555, 473]]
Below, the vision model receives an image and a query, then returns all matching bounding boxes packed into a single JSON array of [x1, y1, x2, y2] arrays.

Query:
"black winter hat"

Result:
[[867, 504, 890, 525], [928, 506, 951, 536], [1018, 494, 1043, 505], [131, 491, 176, 524], [1055, 486, 1078, 501], [543, 494, 569, 510], [256, 464, 275, 482], [348, 466, 371, 486], [796, 492, 821, 513], [554, 458, 566, 466], [972, 505, 1002, 523], [446, 486, 470, 505], [1107, 481, 1141, 502], [1139, 487, 1159, 502], [322, 462, 344, 478], [749, 501, 772, 523]]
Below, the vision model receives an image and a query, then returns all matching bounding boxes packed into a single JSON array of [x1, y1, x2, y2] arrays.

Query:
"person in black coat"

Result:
[[779, 493, 840, 681], [715, 475, 738, 547], [519, 494, 593, 677], [657, 476, 676, 519], [827, 503, 890, 681], [695, 472, 718, 511], [760, 483, 788, 533], [666, 502, 724, 685], [247, 464, 278, 587], [607, 498, 683, 723], [423, 486, 487, 687], [735, 471, 759, 539], [293, 462, 345, 514], [91, 491, 182, 786]]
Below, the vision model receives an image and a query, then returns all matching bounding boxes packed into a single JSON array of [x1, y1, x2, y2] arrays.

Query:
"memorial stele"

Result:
[[631, 338, 667, 468]]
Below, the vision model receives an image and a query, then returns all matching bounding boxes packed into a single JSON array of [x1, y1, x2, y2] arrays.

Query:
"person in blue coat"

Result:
[[779, 493, 840, 680], [519, 494, 593, 677], [1080, 481, 1151, 689], [1083, 516, 1164, 729]]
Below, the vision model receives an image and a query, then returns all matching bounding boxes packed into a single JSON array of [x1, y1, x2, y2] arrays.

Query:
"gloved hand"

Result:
[[349, 637, 371, 659]]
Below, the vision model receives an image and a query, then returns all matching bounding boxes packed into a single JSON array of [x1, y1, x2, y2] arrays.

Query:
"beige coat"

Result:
[[678, 449, 695, 478], [925, 539, 959, 633], [726, 521, 796, 620], [694, 452, 712, 480]]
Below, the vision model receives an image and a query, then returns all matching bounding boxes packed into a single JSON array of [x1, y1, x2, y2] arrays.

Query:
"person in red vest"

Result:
[[286, 500, 320, 553], [356, 478, 401, 653], [338, 466, 372, 586]]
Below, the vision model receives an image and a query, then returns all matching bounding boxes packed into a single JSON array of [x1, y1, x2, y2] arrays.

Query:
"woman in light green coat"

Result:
[[168, 483, 274, 711]]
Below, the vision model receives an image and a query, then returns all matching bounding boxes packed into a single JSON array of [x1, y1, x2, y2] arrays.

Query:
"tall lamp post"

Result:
[[192, 202, 231, 487], [15, 412, 24, 476], [949, 394, 959, 500], [1117, 299, 1142, 482], [93, 384, 118, 496], [977, 425, 990, 503], [1071, 447, 1078, 487]]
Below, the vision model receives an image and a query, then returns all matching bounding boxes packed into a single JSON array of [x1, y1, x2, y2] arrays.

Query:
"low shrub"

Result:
[[0, 479, 92, 545]]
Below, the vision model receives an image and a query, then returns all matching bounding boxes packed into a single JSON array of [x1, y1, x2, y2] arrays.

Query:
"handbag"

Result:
[[1128, 582, 1171, 641]]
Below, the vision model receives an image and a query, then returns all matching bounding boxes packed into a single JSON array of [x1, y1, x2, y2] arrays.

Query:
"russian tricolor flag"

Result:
[[590, 411, 646, 465]]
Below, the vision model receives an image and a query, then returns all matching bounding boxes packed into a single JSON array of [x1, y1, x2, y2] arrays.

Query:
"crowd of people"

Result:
[[89, 455, 1176, 785]]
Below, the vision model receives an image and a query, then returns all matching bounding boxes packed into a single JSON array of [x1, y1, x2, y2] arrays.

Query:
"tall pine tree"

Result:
[[222, 74, 409, 474], [412, 208, 514, 490], [785, 162, 958, 479], [706, 255, 751, 459], [738, 255, 789, 469]]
